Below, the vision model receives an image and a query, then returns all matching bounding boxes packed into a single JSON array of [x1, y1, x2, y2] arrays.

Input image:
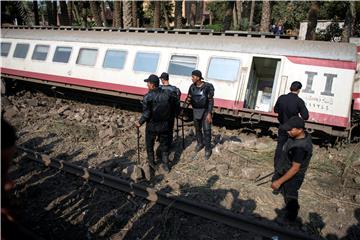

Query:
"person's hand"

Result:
[[271, 180, 281, 190], [135, 122, 141, 128], [206, 113, 212, 124]]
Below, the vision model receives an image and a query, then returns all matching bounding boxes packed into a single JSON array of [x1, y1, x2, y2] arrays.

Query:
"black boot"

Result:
[[161, 152, 170, 173], [205, 149, 212, 160]]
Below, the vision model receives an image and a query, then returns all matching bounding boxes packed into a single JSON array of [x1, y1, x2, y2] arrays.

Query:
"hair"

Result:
[[1, 118, 17, 149], [290, 81, 302, 92]]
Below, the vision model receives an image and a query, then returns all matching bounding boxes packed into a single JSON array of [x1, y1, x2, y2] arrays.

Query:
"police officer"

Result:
[[135, 74, 179, 173], [184, 70, 215, 160], [271, 116, 312, 222], [273, 81, 309, 169], [160, 72, 181, 147]]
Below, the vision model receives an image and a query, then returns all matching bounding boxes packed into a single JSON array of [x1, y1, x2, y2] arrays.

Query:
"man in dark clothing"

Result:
[[271, 116, 312, 222], [273, 81, 309, 169], [160, 72, 181, 147], [184, 70, 215, 160], [135, 74, 179, 173]]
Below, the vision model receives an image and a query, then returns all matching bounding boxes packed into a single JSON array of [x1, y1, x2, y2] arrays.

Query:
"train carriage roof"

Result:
[[1, 28, 357, 62]]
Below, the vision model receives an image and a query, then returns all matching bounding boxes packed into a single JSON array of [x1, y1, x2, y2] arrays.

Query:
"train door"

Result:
[[244, 57, 281, 112]]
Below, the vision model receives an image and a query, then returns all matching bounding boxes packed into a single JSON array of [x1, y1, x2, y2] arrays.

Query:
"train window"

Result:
[[168, 55, 197, 76], [103, 50, 127, 69], [133, 52, 159, 72], [13, 43, 29, 59], [76, 48, 98, 66], [1, 42, 11, 57], [32, 45, 49, 61], [53, 47, 72, 63], [207, 57, 240, 81]]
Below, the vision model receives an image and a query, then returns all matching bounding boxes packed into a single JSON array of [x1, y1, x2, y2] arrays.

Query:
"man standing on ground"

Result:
[[183, 70, 215, 160], [274, 81, 309, 169], [135, 74, 179, 173], [271, 116, 313, 222], [160, 72, 181, 147]]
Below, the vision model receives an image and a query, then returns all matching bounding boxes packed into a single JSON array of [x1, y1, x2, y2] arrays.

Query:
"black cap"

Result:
[[290, 81, 302, 91], [160, 72, 169, 80], [144, 74, 159, 86], [192, 70, 203, 80], [280, 116, 305, 131]]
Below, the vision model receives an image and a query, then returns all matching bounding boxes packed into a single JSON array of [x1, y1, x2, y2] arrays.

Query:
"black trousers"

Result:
[[194, 113, 212, 151], [274, 128, 289, 169], [167, 117, 176, 147], [145, 124, 170, 163]]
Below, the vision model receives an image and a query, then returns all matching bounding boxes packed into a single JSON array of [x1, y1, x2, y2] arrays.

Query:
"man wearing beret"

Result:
[[184, 70, 215, 160], [271, 116, 313, 222]]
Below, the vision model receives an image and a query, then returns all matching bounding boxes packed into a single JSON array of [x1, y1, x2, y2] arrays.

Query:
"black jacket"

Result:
[[139, 88, 180, 126], [274, 92, 309, 125], [161, 84, 181, 100], [185, 82, 215, 113]]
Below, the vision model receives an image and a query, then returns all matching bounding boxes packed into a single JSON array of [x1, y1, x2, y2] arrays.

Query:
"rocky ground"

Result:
[[2, 86, 360, 239]]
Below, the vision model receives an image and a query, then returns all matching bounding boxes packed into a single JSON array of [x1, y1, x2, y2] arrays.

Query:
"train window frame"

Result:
[[32, 44, 50, 61], [167, 54, 198, 77], [53, 46, 73, 63], [76, 48, 99, 67], [206, 56, 241, 82], [13, 43, 30, 59], [1, 42, 12, 57], [133, 51, 160, 73], [103, 49, 128, 70]]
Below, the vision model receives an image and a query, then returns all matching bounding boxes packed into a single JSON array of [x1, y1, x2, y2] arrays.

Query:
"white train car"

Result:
[[1, 27, 359, 138]]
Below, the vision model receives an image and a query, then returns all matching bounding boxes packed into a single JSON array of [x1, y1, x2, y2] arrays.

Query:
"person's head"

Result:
[[1, 118, 17, 182], [191, 70, 203, 84], [160, 72, 169, 85], [280, 116, 305, 138], [290, 81, 302, 94], [144, 74, 159, 90]]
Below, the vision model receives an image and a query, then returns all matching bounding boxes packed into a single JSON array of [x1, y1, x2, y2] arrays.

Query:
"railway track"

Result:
[[18, 146, 319, 240]]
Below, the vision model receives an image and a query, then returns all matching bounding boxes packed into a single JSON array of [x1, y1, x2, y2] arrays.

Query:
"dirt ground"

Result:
[[2, 88, 360, 239]]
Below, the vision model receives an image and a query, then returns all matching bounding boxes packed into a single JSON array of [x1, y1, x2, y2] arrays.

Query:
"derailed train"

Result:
[[1, 26, 359, 138]]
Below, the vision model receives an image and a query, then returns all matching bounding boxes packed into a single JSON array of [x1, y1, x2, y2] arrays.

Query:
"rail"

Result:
[[18, 146, 317, 240]]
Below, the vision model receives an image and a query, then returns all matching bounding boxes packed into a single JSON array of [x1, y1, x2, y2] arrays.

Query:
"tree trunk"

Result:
[[185, 1, 191, 26], [67, 1, 73, 25], [163, 3, 170, 29], [190, 1, 196, 27], [52, 1, 58, 26], [260, 0, 270, 32], [113, 1, 122, 28], [59, 1, 70, 26], [233, 3, 238, 30], [236, 0, 243, 30], [248, 0, 255, 31], [175, 0, 183, 29], [154, 1, 161, 28], [223, 1, 234, 31], [131, 0, 137, 27], [72, 2, 81, 24], [46, 1, 54, 25], [90, 1, 103, 27], [305, 1, 320, 40], [100, 1, 107, 27], [123, 1, 132, 28], [33, 1, 39, 25], [341, 2, 355, 42]]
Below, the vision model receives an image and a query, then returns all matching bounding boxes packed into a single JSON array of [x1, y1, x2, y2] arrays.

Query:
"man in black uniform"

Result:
[[135, 74, 179, 173], [273, 81, 309, 169], [160, 72, 181, 147], [271, 116, 312, 222], [184, 70, 215, 160]]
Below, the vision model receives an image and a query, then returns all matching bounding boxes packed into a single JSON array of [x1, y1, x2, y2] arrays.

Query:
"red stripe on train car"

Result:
[[0, 67, 349, 127], [357, 46, 360, 53], [354, 98, 360, 111], [287, 56, 356, 70], [353, 93, 360, 98]]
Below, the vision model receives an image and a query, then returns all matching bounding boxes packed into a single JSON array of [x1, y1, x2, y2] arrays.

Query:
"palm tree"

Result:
[[248, 0, 255, 31], [260, 0, 270, 32], [175, 0, 183, 29], [59, 1, 70, 26], [305, 1, 320, 40], [123, 0, 132, 28], [113, 0, 122, 28], [131, 0, 138, 27], [154, 1, 161, 28], [33, 0, 40, 25], [90, 1, 102, 27]]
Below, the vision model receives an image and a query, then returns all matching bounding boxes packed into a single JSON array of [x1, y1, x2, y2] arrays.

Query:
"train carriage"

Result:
[[1, 27, 359, 138]]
